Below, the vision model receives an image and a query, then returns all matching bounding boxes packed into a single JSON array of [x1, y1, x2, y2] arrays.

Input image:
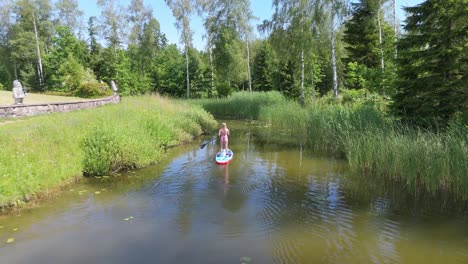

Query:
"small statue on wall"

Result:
[[111, 80, 118, 95], [12, 80, 26, 104]]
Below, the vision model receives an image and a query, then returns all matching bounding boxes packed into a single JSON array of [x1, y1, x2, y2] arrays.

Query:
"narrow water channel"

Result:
[[0, 120, 467, 263]]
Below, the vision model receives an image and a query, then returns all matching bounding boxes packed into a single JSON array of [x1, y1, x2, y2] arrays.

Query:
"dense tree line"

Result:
[[0, 0, 465, 127]]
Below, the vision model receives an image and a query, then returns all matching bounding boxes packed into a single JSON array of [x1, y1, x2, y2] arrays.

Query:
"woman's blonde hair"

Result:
[[221, 122, 227, 128]]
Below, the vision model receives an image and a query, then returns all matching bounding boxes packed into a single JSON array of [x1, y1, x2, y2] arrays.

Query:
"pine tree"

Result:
[[392, 0, 467, 127]]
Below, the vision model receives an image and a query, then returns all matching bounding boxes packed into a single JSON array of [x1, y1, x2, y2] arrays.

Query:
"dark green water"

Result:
[[0, 120, 467, 264]]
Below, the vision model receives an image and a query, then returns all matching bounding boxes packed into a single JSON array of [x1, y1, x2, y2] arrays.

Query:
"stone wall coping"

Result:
[[0, 95, 119, 109], [0, 95, 121, 119]]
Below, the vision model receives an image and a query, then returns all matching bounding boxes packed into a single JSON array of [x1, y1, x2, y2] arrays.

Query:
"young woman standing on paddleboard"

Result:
[[218, 122, 230, 155]]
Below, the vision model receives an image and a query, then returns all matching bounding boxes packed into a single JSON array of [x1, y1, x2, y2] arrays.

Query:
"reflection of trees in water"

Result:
[[250, 142, 464, 262], [252, 148, 362, 263]]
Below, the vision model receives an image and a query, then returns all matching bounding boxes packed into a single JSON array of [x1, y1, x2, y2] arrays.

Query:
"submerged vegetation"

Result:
[[196, 91, 467, 198], [0, 95, 217, 208]]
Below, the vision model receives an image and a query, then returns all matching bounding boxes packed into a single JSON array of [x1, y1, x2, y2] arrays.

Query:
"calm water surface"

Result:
[[0, 120, 467, 264]]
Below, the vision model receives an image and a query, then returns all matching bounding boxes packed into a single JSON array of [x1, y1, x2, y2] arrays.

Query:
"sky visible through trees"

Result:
[[76, 0, 423, 51]]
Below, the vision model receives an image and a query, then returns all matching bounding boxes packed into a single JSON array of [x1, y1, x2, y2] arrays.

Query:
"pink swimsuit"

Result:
[[220, 129, 228, 142]]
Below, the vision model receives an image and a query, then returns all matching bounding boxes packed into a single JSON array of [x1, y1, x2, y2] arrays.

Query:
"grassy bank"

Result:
[[0, 95, 217, 208], [196, 91, 468, 198]]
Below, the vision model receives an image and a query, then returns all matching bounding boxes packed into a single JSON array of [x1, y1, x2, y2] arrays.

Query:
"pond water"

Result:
[[0, 120, 467, 264]]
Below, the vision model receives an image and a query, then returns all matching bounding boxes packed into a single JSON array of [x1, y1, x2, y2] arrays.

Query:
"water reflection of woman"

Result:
[[221, 165, 230, 194]]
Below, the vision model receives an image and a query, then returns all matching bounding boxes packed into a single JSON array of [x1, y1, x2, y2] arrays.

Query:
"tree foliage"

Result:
[[392, 0, 468, 127]]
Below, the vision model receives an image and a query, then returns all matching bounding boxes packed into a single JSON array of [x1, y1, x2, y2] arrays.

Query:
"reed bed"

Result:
[[193, 91, 287, 120], [0, 95, 217, 207], [197, 91, 467, 197]]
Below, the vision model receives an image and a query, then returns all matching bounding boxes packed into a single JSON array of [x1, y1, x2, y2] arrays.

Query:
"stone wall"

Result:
[[0, 95, 120, 118]]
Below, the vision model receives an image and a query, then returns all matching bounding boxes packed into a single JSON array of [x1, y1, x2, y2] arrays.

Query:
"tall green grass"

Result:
[[197, 91, 468, 197], [0, 95, 217, 207], [193, 91, 287, 119], [342, 124, 468, 196]]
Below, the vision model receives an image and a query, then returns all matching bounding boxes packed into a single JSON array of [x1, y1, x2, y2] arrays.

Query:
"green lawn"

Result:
[[0, 90, 86, 106]]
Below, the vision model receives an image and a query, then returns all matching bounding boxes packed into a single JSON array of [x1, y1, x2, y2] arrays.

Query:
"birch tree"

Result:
[[205, 0, 250, 90], [128, 0, 153, 82], [8, 0, 53, 90], [260, 0, 320, 105], [328, 0, 348, 99], [55, 0, 83, 34], [195, 0, 215, 95], [166, 0, 193, 98], [377, 0, 384, 72], [234, 0, 254, 93], [97, 0, 125, 59]]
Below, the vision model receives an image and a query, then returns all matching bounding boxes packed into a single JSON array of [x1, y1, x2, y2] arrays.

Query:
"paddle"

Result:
[[200, 135, 217, 149]]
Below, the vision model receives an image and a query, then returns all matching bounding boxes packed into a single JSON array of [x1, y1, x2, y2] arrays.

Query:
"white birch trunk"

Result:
[[393, 0, 397, 59], [246, 37, 252, 93], [300, 49, 305, 106], [330, 0, 338, 100], [311, 65, 315, 103], [300, 9, 305, 106], [377, 5, 385, 72], [32, 12, 44, 87], [209, 38, 214, 97], [185, 44, 190, 98]]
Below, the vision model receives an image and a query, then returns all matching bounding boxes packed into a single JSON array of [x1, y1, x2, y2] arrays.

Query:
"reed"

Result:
[[0, 95, 217, 207], [342, 123, 468, 197], [196, 91, 467, 196], [193, 91, 287, 120]]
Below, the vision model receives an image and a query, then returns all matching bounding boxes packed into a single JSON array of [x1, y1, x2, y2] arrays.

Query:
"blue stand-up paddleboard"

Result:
[[215, 149, 233, 165]]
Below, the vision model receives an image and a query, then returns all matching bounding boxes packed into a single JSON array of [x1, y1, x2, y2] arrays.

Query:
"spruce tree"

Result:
[[252, 41, 274, 91], [344, 0, 382, 69], [392, 0, 467, 127]]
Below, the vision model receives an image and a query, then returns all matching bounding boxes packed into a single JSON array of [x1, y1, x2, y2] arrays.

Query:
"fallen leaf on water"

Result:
[[124, 216, 134, 221], [95, 191, 101, 194], [0, 226, 3, 229], [13, 228, 18, 231], [6, 238, 14, 243], [101, 188, 107, 191]]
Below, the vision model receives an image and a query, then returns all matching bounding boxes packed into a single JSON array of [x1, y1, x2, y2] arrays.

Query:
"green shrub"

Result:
[[75, 82, 113, 98], [216, 82, 233, 98], [81, 126, 121, 176]]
